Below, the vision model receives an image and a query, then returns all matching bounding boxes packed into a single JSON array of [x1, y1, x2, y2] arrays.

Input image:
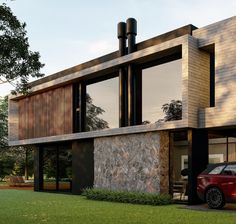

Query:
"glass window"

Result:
[[209, 165, 225, 174], [223, 165, 236, 175], [142, 59, 182, 124], [43, 146, 72, 192], [86, 77, 119, 131], [209, 154, 224, 164]]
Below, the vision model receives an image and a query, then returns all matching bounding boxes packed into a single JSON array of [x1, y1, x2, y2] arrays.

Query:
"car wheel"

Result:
[[206, 187, 225, 209]]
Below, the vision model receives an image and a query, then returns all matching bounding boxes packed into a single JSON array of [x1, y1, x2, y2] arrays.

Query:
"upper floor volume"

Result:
[[8, 16, 236, 146]]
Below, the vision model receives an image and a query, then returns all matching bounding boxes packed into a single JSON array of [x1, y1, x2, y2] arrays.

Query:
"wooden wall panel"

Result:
[[53, 88, 59, 136], [64, 85, 73, 134], [18, 100, 24, 140], [42, 93, 46, 137], [58, 87, 65, 135], [28, 96, 34, 139], [48, 90, 54, 136], [34, 94, 40, 138], [18, 85, 73, 140]]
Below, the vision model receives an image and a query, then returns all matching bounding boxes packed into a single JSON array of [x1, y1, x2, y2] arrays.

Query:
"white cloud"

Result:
[[88, 40, 116, 55]]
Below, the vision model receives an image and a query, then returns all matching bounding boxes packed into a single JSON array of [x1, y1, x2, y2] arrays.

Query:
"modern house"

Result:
[[8, 16, 236, 204]]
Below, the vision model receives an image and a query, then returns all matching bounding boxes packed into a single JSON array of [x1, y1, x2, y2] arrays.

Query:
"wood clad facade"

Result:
[[18, 85, 73, 140]]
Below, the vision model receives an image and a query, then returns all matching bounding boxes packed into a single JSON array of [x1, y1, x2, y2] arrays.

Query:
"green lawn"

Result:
[[0, 190, 235, 224]]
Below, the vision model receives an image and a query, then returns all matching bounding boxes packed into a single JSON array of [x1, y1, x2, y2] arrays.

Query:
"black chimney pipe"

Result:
[[117, 22, 127, 56], [126, 18, 137, 53], [126, 18, 141, 126], [117, 22, 128, 127]]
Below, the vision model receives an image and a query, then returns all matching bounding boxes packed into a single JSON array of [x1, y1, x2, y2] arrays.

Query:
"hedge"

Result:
[[82, 188, 173, 206]]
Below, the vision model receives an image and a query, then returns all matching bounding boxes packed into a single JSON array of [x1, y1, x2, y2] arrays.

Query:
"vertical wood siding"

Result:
[[18, 85, 73, 140]]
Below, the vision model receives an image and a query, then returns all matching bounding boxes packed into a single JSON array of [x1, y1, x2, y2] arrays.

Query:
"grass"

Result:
[[0, 190, 236, 224], [0, 181, 6, 185]]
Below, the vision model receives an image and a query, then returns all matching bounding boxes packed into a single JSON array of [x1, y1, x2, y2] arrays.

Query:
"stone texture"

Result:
[[94, 131, 169, 193]]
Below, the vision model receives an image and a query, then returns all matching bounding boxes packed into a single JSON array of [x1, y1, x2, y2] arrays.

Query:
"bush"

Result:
[[82, 188, 172, 206]]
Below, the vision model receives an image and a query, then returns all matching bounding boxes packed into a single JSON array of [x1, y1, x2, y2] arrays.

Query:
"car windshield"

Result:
[[209, 165, 225, 174]]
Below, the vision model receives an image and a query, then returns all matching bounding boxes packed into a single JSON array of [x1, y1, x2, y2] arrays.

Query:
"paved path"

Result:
[[181, 203, 236, 213]]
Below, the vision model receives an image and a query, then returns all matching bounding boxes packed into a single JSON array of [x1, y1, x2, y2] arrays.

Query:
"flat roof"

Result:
[[29, 24, 197, 88]]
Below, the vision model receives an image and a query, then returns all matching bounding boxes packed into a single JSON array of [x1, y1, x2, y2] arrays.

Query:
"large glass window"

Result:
[[86, 77, 119, 131], [170, 131, 188, 202], [43, 145, 72, 192], [142, 59, 182, 124]]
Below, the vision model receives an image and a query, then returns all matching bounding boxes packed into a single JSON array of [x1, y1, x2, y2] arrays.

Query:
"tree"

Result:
[[0, 146, 34, 180], [0, 96, 33, 179], [161, 100, 182, 121], [0, 96, 8, 148], [86, 94, 109, 131], [0, 3, 44, 94]]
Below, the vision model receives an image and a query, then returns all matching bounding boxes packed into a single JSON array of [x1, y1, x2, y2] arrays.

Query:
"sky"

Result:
[[0, 0, 236, 98]]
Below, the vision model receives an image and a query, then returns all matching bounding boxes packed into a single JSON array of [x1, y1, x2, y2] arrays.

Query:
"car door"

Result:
[[219, 164, 236, 202]]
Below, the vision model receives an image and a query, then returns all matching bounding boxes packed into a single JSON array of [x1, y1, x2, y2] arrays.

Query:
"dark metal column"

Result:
[[210, 49, 215, 107], [79, 82, 86, 132], [118, 22, 128, 127], [126, 18, 137, 54], [126, 18, 142, 125], [226, 136, 229, 162], [134, 67, 142, 124], [34, 146, 43, 191], [73, 82, 86, 132], [188, 129, 208, 205]]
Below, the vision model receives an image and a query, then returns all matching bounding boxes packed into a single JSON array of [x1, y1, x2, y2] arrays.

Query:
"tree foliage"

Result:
[[0, 96, 8, 148], [0, 3, 44, 94], [43, 149, 72, 179], [0, 146, 34, 180], [86, 94, 109, 131], [161, 100, 182, 121], [0, 96, 33, 180]]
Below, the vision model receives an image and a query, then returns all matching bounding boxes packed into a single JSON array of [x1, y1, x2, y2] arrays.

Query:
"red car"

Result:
[[197, 162, 236, 209]]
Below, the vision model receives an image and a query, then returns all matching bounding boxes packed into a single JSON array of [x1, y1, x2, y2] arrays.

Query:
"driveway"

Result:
[[182, 203, 236, 213]]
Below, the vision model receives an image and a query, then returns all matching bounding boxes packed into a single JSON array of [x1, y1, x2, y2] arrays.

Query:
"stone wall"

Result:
[[94, 131, 169, 194]]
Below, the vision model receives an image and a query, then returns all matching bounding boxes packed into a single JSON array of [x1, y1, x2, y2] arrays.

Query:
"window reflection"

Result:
[[142, 59, 182, 124], [43, 146, 72, 192], [86, 77, 119, 131]]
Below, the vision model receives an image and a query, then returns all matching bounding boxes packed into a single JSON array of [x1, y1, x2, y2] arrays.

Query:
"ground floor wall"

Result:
[[33, 128, 225, 204], [93, 131, 169, 194]]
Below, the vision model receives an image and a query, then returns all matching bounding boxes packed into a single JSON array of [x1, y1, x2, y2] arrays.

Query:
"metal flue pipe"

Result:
[[126, 18, 141, 126], [118, 22, 128, 127], [126, 18, 137, 53]]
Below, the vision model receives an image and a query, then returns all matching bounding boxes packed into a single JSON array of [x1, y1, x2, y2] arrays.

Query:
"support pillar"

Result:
[[117, 22, 128, 127], [127, 66, 142, 125], [188, 129, 208, 205], [72, 140, 94, 194], [73, 82, 86, 132], [126, 18, 142, 126], [34, 146, 43, 191]]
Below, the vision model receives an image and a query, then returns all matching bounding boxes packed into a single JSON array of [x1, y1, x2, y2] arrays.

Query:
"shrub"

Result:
[[82, 188, 172, 206]]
